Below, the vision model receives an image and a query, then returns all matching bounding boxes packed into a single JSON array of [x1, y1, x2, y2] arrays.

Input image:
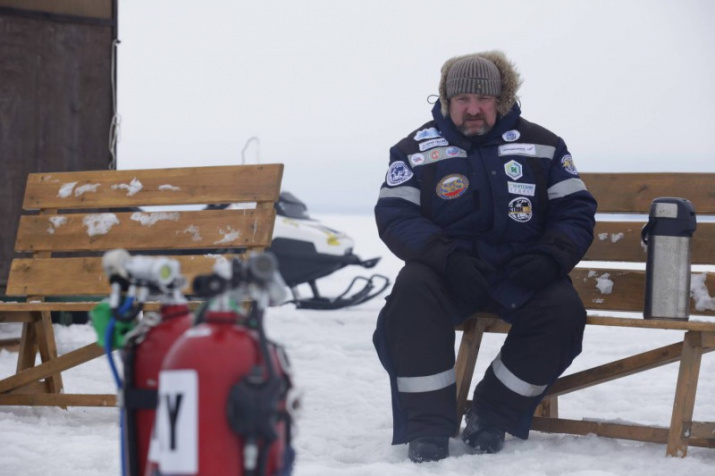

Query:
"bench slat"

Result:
[[586, 221, 715, 264], [6, 255, 246, 296], [571, 268, 715, 317], [22, 164, 283, 210], [582, 173, 715, 214], [15, 208, 276, 252]]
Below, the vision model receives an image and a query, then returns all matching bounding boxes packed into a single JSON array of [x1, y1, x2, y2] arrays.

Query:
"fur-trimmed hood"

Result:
[[439, 50, 522, 117]]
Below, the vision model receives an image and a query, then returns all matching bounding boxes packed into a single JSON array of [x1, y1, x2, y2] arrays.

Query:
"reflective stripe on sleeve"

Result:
[[396, 368, 455, 393], [378, 186, 421, 206], [491, 353, 547, 397], [547, 178, 587, 200]]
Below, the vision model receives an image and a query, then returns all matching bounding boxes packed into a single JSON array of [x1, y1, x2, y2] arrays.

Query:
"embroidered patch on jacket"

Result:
[[504, 160, 523, 180], [498, 143, 536, 156], [414, 127, 442, 141], [507, 182, 536, 196], [408, 147, 466, 167], [409, 153, 425, 166], [560, 154, 579, 175], [502, 130, 521, 142], [386, 161, 414, 186], [436, 174, 469, 200], [508, 197, 533, 222], [419, 138, 449, 151]]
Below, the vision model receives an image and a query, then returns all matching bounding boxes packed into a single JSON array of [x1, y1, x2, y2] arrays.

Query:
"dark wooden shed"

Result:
[[0, 0, 117, 290]]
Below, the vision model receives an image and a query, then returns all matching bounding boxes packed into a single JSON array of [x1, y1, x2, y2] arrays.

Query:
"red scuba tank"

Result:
[[149, 310, 292, 476], [123, 304, 193, 476]]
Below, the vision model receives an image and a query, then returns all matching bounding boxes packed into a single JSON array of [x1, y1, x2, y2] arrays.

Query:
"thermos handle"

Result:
[[641, 218, 656, 245]]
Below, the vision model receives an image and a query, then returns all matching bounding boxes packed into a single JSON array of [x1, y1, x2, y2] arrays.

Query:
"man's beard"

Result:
[[458, 116, 494, 137], [458, 121, 492, 137]]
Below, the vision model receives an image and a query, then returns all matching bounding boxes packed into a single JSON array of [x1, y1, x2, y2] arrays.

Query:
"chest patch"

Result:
[[502, 130, 521, 142], [436, 174, 469, 200], [386, 161, 413, 186], [508, 197, 533, 222]]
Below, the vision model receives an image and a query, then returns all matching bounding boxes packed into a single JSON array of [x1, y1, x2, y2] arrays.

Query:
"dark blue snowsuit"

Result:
[[373, 101, 597, 444]]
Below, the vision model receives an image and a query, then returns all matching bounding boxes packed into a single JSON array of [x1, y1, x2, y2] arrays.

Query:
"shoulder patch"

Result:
[[560, 154, 579, 175], [386, 161, 414, 186], [414, 127, 442, 141]]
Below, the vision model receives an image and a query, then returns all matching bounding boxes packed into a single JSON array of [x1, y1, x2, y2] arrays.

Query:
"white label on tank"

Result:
[[156, 369, 198, 474], [654, 203, 678, 218]]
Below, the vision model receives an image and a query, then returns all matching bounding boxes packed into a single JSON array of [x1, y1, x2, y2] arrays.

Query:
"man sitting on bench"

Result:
[[372, 50, 597, 462]]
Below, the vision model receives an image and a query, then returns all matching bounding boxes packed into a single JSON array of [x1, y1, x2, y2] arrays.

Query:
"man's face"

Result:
[[448, 94, 498, 137]]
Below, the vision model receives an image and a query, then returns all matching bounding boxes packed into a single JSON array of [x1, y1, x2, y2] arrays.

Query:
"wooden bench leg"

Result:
[[667, 331, 703, 457], [455, 319, 485, 422], [535, 396, 559, 418], [35, 311, 64, 394], [13, 311, 64, 396], [16, 319, 39, 373]]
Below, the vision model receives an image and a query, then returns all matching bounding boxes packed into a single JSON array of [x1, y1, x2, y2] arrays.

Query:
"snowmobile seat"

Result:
[[0, 164, 283, 407], [454, 172, 715, 457]]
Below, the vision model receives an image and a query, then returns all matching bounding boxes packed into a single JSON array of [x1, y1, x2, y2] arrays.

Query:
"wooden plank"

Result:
[[690, 422, 715, 440], [546, 342, 686, 397], [0, 310, 35, 322], [6, 254, 246, 296], [0, 301, 205, 313], [585, 315, 715, 332], [23, 164, 283, 210], [581, 173, 715, 214], [0, 393, 116, 407], [570, 268, 715, 317], [0, 338, 21, 351], [459, 314, 715, 333], [532, 416, 669, 444], [455, 319, 485, 420], [34, 310, 63, 394], [667, 331, 704, 457], [15, 208, 276, 252], [534, 397, 559, 418], [0, 343, 104, 393], [585, 222, 715, 265], [16, 322, 38, 373]]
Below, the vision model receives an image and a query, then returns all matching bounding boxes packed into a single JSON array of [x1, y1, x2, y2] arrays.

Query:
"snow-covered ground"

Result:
[[1, 214, 714, 476]]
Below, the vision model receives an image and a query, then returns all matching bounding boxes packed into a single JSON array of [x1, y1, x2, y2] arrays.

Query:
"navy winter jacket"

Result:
[[375, 102, 597, 311]]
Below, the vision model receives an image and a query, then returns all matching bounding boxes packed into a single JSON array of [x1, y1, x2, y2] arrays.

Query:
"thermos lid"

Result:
[[642, 197, 697, 242]]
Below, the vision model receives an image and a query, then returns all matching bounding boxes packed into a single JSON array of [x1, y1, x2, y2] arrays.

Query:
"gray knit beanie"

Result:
[[445, 56, 502, 98]]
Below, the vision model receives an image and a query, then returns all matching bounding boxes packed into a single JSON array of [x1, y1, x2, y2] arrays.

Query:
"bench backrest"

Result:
[[6, 164, 283, 297], [572, 173, 715, 318]]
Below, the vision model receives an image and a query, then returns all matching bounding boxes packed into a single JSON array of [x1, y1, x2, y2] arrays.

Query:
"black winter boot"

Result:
[[407, 436, 449, 463], [461, 408, 505, 454]]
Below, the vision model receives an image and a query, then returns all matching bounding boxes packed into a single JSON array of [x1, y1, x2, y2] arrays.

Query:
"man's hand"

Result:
[[506, 253, 560, 290], [445, 252, 495, 311]]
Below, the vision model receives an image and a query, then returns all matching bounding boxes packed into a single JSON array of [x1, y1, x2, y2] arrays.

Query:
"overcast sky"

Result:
[[117, 0, 715, 213]]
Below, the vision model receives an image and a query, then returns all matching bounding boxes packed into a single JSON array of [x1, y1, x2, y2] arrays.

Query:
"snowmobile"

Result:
[[267, 191, 390, 310], [210, 192, 390, 310]]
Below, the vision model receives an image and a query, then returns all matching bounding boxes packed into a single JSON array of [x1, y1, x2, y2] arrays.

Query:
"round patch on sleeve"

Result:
[[560, 155, 579, 175], [386, 161, 414, 186]]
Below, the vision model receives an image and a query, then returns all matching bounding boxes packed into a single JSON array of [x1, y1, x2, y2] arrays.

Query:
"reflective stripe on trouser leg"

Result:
[[397, 368, 455, 393], [491, 352, 547, 397], [373, 262, 461, 444], [472, 278, 587, 439]]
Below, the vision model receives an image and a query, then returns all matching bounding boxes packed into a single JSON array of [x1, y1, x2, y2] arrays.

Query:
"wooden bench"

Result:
[[455, 172, 715, 457], [0, 164, 283, 407]]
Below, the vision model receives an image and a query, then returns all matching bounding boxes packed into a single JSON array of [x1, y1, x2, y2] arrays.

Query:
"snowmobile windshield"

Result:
[[276, 191, 311, 219]]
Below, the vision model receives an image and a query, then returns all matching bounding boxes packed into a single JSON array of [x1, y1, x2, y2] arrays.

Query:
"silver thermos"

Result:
[[642, 197, 697, 320]]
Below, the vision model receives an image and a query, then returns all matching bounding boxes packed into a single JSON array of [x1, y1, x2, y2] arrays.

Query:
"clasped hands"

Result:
[[445, 251, 560, 309]]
